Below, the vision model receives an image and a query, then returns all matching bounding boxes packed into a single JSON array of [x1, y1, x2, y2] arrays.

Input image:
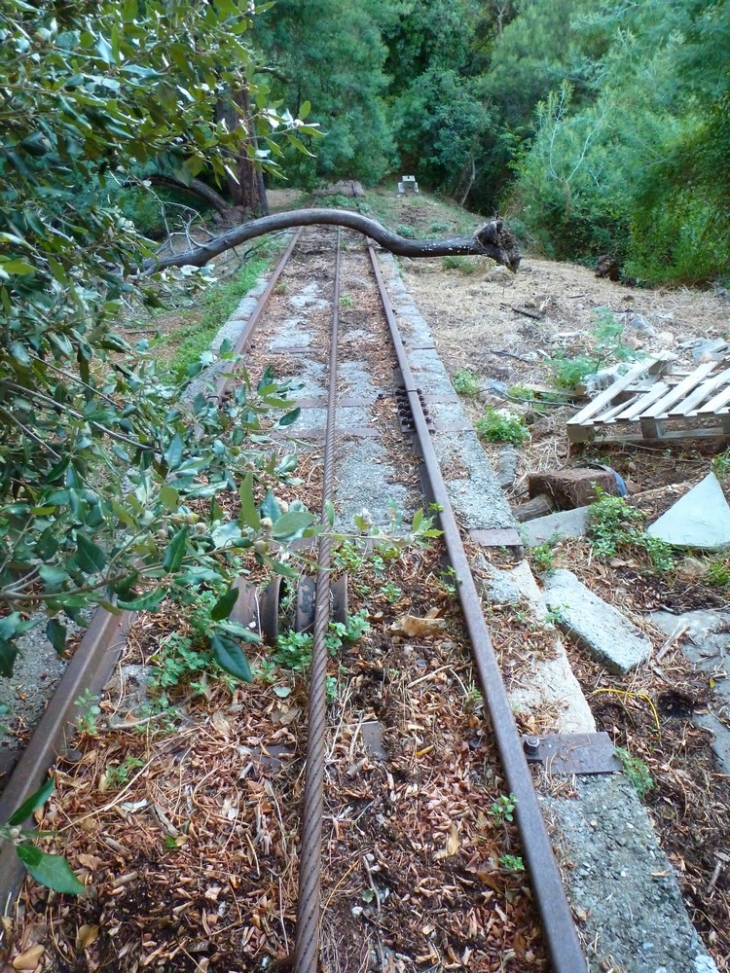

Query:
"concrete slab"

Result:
[[648, 472, 730, 550], [432, 430, 516, 532], [523, 506, 590, 547], [478, 558, 596, 734], [543, 775, 718, 973], [543, 569, 652, 673]]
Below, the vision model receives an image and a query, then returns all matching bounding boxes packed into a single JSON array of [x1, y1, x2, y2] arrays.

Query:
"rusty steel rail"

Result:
[[367, 244, 587, 973], [214, 224, 306, 401], [0, 609, 132, 913], [293, 229, 342, 973]]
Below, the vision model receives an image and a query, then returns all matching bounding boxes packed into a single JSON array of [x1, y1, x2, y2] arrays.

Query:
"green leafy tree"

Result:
[[0, 0, 320, 675], [392, 68, 492, 199], [507, 0, 730, 281], [381, 0, 479, 94], [256, 0, 396, 185]]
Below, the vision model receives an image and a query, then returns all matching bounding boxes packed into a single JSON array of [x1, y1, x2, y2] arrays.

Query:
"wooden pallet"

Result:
[[568, 355, 730, 444]]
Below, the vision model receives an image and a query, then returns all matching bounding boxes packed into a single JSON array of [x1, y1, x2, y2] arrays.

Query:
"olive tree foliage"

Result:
[[0, 0, 323, 677]]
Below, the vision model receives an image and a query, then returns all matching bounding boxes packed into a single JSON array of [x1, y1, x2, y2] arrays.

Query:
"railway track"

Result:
[[0, 221, 588, 971]]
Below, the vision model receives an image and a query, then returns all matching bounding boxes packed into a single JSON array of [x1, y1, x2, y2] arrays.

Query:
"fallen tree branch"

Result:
[[141, 174, 232, 216], [142, 209, 521, 275]]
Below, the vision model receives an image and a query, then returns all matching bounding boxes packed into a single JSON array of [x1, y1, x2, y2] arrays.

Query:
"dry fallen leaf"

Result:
[[434, 824, 460, 860], [76, 924, 100, 950], [211, 711, 232, 740], [389, 614, 447, 637], [274, 705, 300, 726], [12, 945, 44, 971]]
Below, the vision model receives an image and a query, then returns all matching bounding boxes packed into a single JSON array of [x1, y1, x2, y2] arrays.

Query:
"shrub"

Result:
[[453, 368, 482, 397], [475, 408, 530, 447]]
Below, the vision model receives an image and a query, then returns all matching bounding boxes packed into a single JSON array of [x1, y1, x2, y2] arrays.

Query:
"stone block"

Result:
[[543, 569, 651, 674], [523, 506, 590, 547], [647, 472, 730, 550]]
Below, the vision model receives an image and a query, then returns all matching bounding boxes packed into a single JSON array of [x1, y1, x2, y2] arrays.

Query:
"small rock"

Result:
[[629, 313, 655, 335], [656, 330, 675, 345], [691, 338, 728, 362]]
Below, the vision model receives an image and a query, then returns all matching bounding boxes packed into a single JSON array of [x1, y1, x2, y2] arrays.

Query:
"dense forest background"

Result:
[[257, 0, 730, 285]]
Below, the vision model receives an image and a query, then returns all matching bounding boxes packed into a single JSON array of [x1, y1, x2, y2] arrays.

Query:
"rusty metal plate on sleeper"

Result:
[[469, 528, 523, 549], [522, 732, 621, 775]]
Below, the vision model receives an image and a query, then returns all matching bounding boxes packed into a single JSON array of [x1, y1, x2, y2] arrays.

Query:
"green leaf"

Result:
[[276, 408, 301, 428], [299, 100, 311, 120], [8, 777, 55, 827], [39, 565, 68, 589], [260, 489, 282, 522], [162, 526, 188, 573], [210, 587, 240, 621], [46, 619, 67, 654], [325, 499, 335, 527], [16, 844, 86, 895], [9, 341, 30, 365], [286, 134, 314, 157], [159, 485, 180, 512], [239, 473, 261, 530], [0, 259, 35, 275], [217, 621, 261, 642], [272, 510, 316, 540], [96, 34, 114, 64], [117, 589, 167, 611], [164, 433, 184, 471], [76, 534, 107, 574], [211, 634, 252, 682]]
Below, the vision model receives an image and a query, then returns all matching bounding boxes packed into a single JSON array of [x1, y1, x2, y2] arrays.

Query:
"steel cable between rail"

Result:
[[293, 229, 343, 973]]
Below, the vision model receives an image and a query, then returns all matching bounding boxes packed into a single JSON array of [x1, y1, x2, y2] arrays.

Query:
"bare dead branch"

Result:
[[142, 209, 521, 275]]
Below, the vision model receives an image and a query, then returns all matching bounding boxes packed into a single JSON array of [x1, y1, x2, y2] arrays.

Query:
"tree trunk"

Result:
[[216, 88, 269, 217]]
